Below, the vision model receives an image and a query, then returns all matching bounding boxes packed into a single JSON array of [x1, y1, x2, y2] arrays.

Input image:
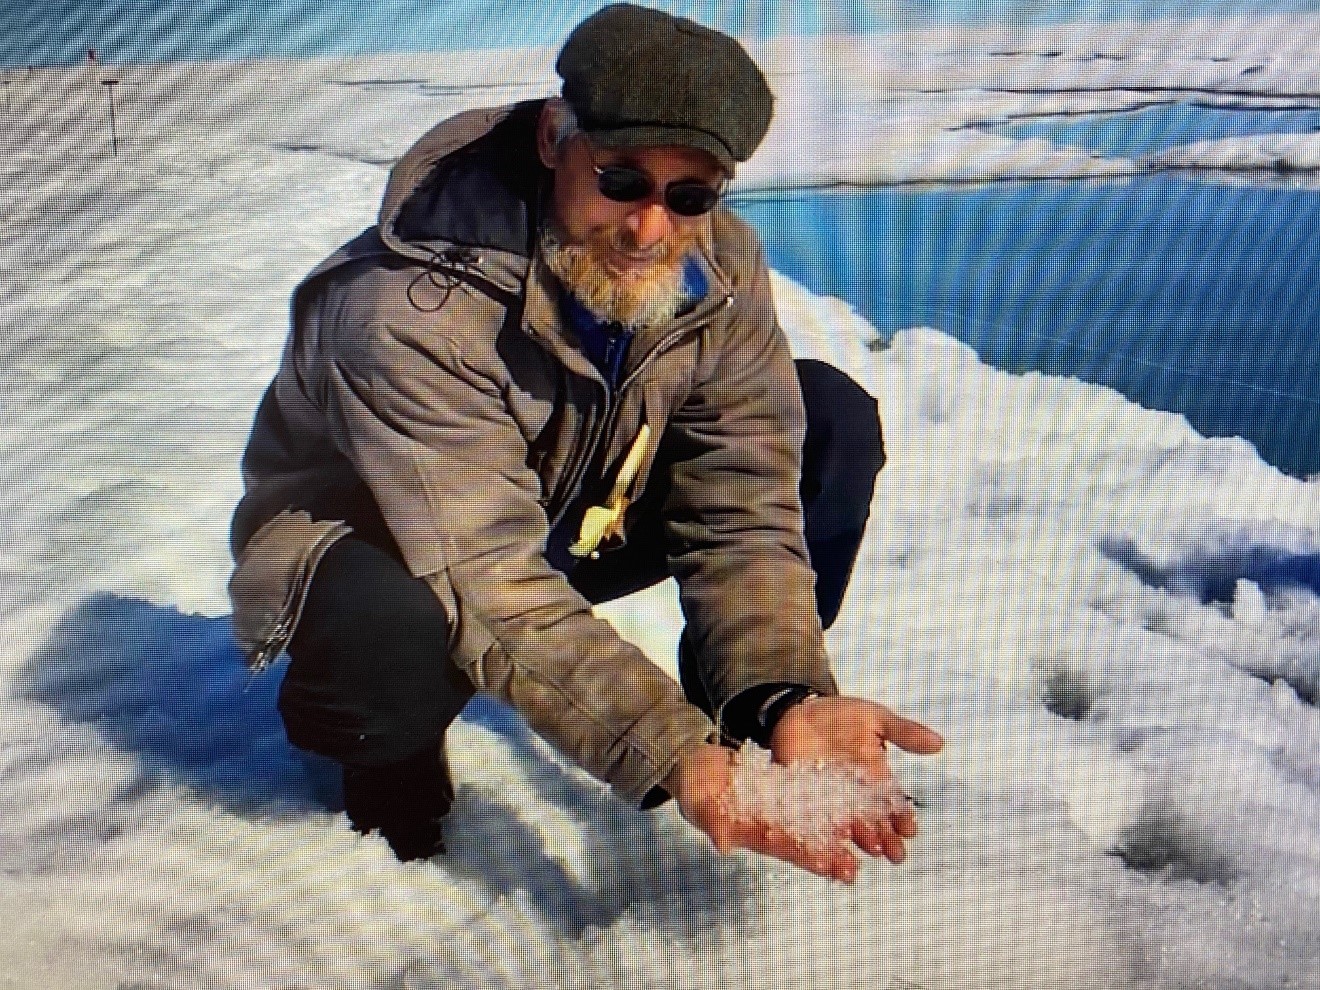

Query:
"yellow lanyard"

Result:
[[569, 424, 652, 559]]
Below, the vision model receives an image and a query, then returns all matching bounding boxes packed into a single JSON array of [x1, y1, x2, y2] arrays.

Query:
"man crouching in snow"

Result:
[[228, 3, 942, 883]]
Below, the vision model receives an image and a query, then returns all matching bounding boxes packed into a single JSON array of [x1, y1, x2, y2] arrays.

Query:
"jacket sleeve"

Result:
[[664, 248, 839, 725], [312, 308, 715, 806]]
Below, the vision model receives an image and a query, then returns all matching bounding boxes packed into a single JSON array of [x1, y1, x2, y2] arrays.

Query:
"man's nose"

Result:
[[627, 201, 674, 250]]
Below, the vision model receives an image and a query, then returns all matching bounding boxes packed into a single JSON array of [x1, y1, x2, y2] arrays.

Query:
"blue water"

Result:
[[8, 0, 1320, 67], [1003, 105, 1320, 156], [737, 107, 1320, 476]]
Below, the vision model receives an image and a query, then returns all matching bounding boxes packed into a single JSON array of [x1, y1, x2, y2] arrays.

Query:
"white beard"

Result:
[[539, 224, 693, 328]]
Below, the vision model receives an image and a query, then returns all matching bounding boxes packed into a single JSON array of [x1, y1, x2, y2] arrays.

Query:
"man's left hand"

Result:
[[769, 695, 944, 875]]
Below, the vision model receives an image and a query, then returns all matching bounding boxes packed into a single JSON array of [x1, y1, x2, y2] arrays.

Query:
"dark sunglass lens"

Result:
[[596, 167, 653, 203], [665, 182, 720, 217]]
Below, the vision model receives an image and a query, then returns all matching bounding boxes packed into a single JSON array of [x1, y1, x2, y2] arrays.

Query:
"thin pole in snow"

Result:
[[102, 78, 120, 156]]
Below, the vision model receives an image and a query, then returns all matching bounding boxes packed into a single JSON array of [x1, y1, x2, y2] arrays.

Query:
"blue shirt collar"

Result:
[[560, 254, 710, 387]]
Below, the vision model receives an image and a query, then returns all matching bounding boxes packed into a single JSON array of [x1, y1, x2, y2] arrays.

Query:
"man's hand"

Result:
[[665, 741, 859, 880], [664, 700, 942, 883], [770, 695, 944, 871]]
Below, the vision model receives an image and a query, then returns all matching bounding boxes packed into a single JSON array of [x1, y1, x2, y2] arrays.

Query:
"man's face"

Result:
[[538, 115, 726, 326]]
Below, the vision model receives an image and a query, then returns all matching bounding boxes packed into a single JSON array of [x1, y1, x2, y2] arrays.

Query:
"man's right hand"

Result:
[[663, 741, 866, 883]]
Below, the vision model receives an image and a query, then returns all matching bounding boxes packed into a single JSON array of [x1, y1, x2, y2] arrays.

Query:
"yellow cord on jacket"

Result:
[[569, 424, 652, 559]]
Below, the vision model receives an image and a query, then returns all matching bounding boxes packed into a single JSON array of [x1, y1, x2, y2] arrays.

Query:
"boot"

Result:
[[342, 741, 454, 861]]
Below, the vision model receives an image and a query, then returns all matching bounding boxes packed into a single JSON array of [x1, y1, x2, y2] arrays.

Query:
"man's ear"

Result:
[[536, 101, 562, 169]]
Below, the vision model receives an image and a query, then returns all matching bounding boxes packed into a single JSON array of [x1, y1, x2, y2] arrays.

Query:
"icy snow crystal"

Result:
[[726, 742, 911, 849]]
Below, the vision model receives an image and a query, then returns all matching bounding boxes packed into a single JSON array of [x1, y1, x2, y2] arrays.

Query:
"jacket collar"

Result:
[[378, 100, 548, 298]]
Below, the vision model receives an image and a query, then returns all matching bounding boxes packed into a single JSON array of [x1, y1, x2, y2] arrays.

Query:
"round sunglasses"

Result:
[[591, 162, 725, 217]]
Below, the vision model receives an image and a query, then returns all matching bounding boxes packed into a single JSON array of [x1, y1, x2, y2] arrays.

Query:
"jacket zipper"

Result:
[[541, 291, 733, 530], [547, 384, 612, 530], [620, 291, 733, 391]]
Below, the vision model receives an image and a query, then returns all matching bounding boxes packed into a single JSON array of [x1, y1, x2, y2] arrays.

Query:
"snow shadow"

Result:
[[1040, 666, 1099, 721], [19, 596, 757, 935], [1108, 807, 1241, 887], [17, 593, 339, 816], [449, 695, 762, 940], [1100, 536, 1320, 604]]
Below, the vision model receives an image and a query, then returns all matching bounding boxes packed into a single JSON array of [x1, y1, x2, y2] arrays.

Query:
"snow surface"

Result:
[[2, 13, 1320, 990], [1147, 131, 1320, 184]]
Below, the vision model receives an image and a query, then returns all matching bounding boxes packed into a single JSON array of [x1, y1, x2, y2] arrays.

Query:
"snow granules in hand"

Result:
[[725, 741, 911, 849]]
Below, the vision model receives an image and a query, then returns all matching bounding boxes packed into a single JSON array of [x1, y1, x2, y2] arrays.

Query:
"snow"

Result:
[[736, 13, 1320, 191], [727, 742, 912, 850], [2, 12, 1320, 990], [1147, 131, 1320, 183]]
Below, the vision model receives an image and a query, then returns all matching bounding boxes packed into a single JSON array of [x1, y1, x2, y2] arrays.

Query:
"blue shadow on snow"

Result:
[[16, 593, 340, 815], [1100, 536, 1320, 605], [17, 594, 760, 937]]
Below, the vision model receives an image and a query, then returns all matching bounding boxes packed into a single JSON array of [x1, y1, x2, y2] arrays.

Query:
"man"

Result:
[[229, 4, 942, 883]]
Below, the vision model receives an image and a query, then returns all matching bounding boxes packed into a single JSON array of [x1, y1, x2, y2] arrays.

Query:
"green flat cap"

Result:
[[556, 3, 774, 169]]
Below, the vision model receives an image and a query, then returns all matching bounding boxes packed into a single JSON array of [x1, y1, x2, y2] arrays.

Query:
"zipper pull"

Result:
[[570, 423, 652, 559]]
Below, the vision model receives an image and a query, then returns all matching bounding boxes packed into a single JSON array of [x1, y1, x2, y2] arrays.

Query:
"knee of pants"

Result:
[[278, 536, 472, 768], [797, 358, 885, 472], [796, 359, 885, 519]]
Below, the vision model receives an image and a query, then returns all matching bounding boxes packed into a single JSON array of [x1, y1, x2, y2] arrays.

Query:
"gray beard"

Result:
[[539, 225, 689, 328]]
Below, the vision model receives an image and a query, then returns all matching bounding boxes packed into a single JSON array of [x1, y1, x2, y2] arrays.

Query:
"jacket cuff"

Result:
[[720, 682, 822, 747], [639, 727, 715, 811], [626, 717, 721, 809]]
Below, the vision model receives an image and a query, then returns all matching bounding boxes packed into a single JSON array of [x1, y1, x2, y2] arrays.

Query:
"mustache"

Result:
[[607, 230, 667, 261], [540, 225, 698, 327]]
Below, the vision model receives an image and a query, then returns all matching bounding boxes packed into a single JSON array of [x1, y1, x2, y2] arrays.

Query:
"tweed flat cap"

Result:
[[556, 3, 774, 169]]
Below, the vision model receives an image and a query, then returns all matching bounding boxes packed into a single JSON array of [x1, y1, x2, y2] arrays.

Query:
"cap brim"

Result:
[[585, 124, 737, 171]]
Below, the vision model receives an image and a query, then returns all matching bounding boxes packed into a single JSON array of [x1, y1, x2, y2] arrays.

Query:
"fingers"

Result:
[[724, 817, 860, 883], [893, 803, 919, 839], [880, 713, 945, 755], [850, 818, 886, 858], [850, 812, 914, 864], [718, 808, 923, 881]]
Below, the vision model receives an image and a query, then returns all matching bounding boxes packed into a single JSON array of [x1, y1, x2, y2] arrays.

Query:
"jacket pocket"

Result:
[[228, 510, 352, 672]]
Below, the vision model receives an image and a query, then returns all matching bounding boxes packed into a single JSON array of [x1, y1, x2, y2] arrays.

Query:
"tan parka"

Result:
[[229, 100, 838, 805]]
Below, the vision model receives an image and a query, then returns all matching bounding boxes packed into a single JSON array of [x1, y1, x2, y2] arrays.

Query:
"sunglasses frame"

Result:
[[588, 158, 726, 217]]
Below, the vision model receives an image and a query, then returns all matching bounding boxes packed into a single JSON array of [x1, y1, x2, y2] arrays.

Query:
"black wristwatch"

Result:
[[721, 683, 821, 748], [754, 685, 821, 744]]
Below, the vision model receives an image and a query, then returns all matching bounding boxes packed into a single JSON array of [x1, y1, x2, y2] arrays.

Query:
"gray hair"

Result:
[[545, 98, 580, 151]]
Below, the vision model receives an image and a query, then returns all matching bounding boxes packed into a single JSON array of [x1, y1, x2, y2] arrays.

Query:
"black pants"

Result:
[[279, 359, 885, 770]]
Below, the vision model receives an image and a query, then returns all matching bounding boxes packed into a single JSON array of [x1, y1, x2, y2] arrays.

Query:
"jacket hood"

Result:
[[378, 100, 550, 290]]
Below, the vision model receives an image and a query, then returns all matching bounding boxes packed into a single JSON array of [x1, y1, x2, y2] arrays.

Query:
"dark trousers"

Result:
[[279, 359, 885, 771]]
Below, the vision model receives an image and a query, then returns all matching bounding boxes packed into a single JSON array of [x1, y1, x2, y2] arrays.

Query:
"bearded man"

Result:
[[229, 3, 942, 882]]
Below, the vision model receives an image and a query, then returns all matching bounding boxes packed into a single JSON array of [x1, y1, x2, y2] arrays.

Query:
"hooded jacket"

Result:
[[229, 100, 838, 805]]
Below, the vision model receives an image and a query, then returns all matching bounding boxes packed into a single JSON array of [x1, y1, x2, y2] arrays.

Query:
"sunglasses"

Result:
[[591, 162, 724, 217]]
